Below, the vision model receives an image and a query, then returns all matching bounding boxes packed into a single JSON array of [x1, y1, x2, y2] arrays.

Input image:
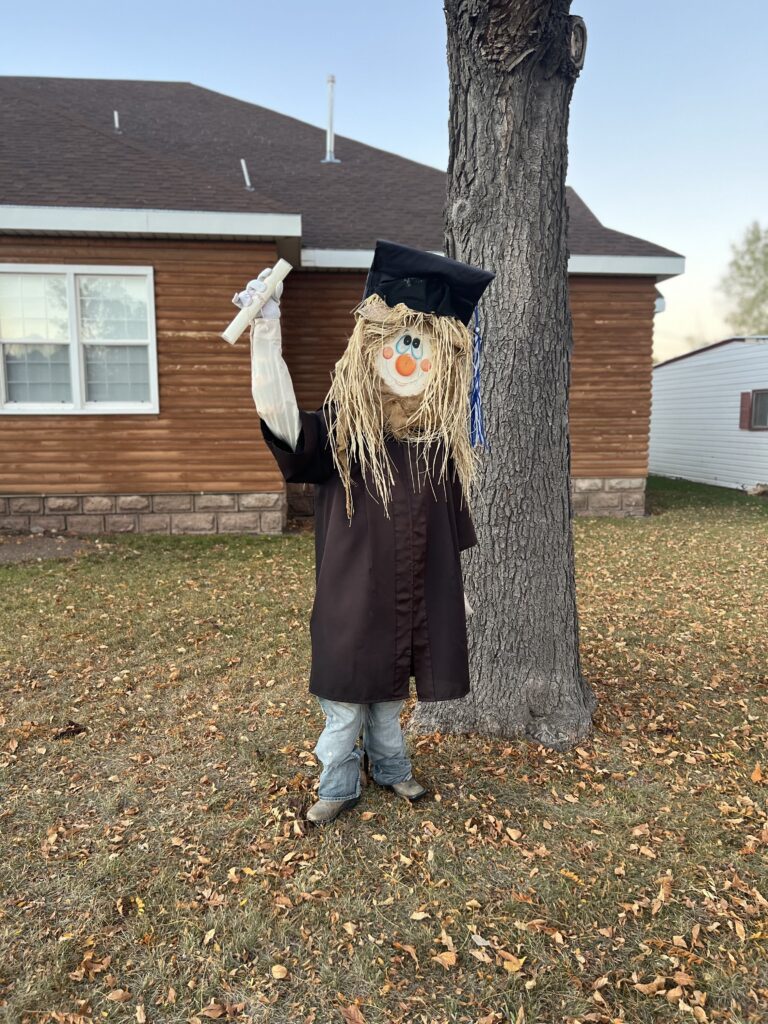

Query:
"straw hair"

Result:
[[323, 294, 479, 519]]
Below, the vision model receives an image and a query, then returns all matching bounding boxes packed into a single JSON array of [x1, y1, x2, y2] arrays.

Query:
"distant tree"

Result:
[[409, 0, 596, 750], [718, 220, 768, 335]]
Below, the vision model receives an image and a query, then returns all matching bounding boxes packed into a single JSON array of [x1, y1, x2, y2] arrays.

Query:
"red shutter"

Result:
[[739, 391, 753, 430]]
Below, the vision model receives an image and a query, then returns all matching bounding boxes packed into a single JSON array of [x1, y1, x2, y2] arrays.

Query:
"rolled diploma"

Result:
[[221, 258, 293, 344]]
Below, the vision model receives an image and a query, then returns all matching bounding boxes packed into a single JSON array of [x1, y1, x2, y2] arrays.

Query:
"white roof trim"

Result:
[[0, 205, 302, 238], [301, 248, 376, 269], [302, 248, 685, 278], [569, 254, 685, 277]]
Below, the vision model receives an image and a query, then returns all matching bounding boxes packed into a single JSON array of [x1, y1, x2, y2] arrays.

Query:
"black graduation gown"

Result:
[[260, 408, 477, 705]]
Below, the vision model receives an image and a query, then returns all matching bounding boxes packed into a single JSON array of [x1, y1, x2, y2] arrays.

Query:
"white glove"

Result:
[[248, 268, 301, 452], [234, 267, 283, 319], [464, 593, 474, 617]]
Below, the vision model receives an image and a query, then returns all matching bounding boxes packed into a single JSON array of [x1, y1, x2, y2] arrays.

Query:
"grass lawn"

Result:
[[1, 475, 767, 1024]]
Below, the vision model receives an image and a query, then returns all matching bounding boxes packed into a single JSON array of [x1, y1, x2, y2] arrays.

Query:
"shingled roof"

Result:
[[0, 76, 683, 259]]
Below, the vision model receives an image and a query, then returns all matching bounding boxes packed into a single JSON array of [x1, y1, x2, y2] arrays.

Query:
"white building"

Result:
[[649, 337, 768, 491]]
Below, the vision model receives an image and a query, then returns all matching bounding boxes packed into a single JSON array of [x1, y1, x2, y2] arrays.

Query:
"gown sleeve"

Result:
[[260, 407, 336, 485], [450, 466, 478, 551]]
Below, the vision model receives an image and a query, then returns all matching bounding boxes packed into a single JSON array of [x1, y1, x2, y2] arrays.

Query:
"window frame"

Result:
[[0, 263, 158, 415], [751, 388, 768, 430]]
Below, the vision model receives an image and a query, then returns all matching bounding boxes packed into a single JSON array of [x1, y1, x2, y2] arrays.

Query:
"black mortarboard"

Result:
[[362, 239, 494, 326]]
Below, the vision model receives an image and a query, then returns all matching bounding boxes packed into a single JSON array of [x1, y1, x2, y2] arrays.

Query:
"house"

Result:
[[649, 337, 768, 490], [0, 76, 685, 535]]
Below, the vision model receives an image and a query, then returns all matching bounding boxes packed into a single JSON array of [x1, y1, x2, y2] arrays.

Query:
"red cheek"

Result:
[[382, 346, 393, 359], [420, 359, 431, 372]]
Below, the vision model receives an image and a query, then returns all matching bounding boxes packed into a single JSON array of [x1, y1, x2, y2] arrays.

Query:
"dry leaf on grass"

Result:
[[106, 989, 131, 1002], [341, 1004, 367, 1024], [393, 941, 419, 963]]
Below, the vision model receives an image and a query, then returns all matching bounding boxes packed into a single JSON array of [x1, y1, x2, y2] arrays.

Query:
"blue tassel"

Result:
[[470, 305, 487, 449]]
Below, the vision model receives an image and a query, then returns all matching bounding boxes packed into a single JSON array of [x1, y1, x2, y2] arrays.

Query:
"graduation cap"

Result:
[[362, 239, 494, 326]]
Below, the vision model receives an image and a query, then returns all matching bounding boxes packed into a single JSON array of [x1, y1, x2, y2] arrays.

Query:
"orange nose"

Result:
[[395, 353, 417, 377]]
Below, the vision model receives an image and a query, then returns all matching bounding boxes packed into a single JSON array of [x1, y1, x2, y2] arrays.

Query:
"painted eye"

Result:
[[395, 333, 412, 354], [412, 337, 421, 353]]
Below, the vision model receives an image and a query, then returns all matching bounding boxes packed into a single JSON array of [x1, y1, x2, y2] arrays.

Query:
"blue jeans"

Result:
[[313, 697, 413, 801]]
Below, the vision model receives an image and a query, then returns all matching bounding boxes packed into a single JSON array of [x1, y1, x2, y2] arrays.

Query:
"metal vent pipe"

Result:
[[321, 74, 340, 164]]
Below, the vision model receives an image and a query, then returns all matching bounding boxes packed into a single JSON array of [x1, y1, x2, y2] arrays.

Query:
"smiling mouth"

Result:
[[382, 371, 422, 390]]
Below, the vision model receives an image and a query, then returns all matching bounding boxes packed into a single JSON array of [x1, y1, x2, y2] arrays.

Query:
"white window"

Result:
[[0, 264, 158, 414], [752, 390, 768, 429]]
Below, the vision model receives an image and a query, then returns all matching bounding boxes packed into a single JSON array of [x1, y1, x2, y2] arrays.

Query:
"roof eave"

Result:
[[0, 204, 302, 241], [302, 248, 685, 279]]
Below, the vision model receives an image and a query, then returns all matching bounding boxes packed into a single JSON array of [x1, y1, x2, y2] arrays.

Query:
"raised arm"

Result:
[[247, 268, 301, 452]]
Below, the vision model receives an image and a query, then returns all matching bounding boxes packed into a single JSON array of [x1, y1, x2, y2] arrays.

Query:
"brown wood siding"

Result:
[[283, 271, 655, 479], [281, 270, 365, 408], [0, 246, 655, 494], [0, 235, 282, 493], [569, 275, 655, 477]]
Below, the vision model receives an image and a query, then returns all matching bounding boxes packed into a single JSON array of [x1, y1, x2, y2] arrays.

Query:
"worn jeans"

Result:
[[313, 697, 413, 801]]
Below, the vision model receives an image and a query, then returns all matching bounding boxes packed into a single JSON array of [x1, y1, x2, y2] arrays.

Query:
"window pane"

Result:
[[0, 274, 69, 341], [3, 343, 72, 403], [84, 345, 150, 402], [754, 391, 768, 428], [78, 276, 149, 341]]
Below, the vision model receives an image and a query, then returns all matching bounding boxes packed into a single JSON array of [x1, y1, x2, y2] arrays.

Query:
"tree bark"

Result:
[[408, 0, 595, 750]]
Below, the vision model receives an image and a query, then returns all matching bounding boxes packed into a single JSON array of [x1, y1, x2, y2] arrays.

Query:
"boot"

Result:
[[365, 748, 428, 802], [379, 774, 428, 802], [306, 795, 360, 825]]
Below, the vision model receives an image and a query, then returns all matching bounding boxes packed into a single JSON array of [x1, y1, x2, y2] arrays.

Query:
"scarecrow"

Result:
[[246, 240, 494, 823]]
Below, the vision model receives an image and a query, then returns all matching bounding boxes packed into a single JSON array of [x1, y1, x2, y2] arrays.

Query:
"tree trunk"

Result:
[[408, 0, 595, 750]]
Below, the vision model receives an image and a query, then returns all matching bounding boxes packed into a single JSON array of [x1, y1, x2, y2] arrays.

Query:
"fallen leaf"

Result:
[[199, 1004, 227, 1019], [393, 941, 418, 963], [470, 948, 493, 964], [633, 976, 667, 996], [341, 1005, 367, 1024], [497, 949, 526, 972], [106, 989, 131, 1002]]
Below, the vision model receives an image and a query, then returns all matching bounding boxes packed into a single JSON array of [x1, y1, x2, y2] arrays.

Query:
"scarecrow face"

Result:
[[376, 328, 434, 397]]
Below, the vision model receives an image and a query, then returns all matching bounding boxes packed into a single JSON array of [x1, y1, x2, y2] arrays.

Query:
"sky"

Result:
[[3, 0, 766, 361]]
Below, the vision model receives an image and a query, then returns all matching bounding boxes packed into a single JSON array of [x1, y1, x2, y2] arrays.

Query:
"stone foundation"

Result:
[[0, 491, 287, 536], [570, 477, 646, 516], [288, 478, 647, 518], [0, 478, 646, 536]]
